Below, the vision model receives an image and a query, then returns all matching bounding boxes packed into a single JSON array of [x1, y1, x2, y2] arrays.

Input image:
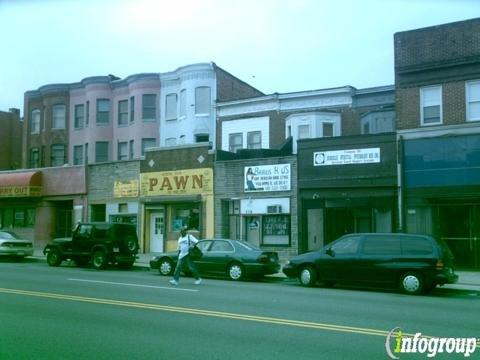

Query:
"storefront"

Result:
[[402, 133, 480, 269], [140, 145, 214, 253], [215, 152, 298, 260], [297, 133, 398, 252]]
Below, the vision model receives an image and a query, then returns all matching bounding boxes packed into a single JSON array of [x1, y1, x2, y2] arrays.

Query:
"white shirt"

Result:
[[177, 233, 199, 259]]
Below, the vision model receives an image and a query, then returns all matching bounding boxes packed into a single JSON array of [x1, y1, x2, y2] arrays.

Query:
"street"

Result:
[[1, 258, 479, 360]]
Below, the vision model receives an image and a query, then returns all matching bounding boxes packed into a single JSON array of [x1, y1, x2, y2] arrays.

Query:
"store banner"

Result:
[[140, 168, 213, 196], [244, 164, 291, 192], [113, 180, 139, 198], [313, 148, 380, 166]]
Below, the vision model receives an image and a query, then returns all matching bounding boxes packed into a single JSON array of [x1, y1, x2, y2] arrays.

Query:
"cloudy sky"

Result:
[[0, 0, 478, 115]]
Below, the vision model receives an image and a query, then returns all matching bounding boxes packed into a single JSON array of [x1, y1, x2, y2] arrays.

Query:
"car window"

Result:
[[210, 240, 234, 252], [235, 241, 259, 251], [363, 236, 401, 255], [402, 236, 433, 255], [78, 225, 93, 237], [331, 236, 360, 255], [197, 240, 212, 252], [0, 231, 16, 240]]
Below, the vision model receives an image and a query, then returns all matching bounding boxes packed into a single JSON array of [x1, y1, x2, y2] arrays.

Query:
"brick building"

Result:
[[0, 108, 22, 170]]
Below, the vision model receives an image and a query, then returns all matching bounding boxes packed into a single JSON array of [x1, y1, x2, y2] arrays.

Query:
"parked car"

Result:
[[44, 222, 139, 270], [150, 239, 280, 280], [0, 230, 34, 259], [283, 233, 458, 294]]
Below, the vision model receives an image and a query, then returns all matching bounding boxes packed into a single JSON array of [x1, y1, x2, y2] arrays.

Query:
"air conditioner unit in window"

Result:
[[267, 205, 282, 214]]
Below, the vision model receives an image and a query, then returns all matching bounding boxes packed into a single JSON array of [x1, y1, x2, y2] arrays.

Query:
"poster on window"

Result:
[[244, 164, 291, 192]]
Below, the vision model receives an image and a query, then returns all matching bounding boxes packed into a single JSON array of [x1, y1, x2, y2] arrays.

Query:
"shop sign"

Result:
[[313, 148, 380, 166], [113, 180, 139, 198], [262, 215, 290, 236], [0, 186, 42, 197], [244, 164, 291, 192], [140, 168, 213, 196]]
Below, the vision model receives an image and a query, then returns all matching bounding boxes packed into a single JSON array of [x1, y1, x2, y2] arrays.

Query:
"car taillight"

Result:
[[436, 260, 444, 270]]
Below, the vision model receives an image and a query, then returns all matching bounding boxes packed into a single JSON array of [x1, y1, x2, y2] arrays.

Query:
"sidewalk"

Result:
[[33, 250, 480, 291]]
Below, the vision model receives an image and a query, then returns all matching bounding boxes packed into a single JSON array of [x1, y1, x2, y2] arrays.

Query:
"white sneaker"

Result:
[[194, 279, 202, 285], [169, 279, 178, 286]]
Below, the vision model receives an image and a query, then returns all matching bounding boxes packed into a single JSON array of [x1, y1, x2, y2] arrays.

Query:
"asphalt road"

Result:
[[1, 258, 479, 360]]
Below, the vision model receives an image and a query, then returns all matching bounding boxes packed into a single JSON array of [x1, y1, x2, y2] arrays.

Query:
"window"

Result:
[[195, 86, 211, 115], [141, 138, 156, 155], [166, 93, 177, 121], [170, 204, 200, 231], [210, 240, 234, 252], [229, 133, 243, 153], [118, 203, 128, 213], [298, 124, 310, 139], [90, 204, 106, 222], [330, 236, 360, 255], [466, 80, 480, 121], [52, 104, 66, 129], [96, 99, 110, 124], [86, 100, 90, 125], [323, 123, 334, 137], [74, 104, 84, 129], [130, 96, 135, 123], [247, 131, 261, 149], [85, 143, 89, 164], [402, 236, 433, 255], [420, 86, 442, 125], [179, 89, 187, 118], [51, 144, 66, 166], [129, 140, 134, 160], [363, 236, 401, 255], [10, 208, 35, 228], [118, 100, 128, 126], [363, 122, 370, 134], [165, 137, 177, 147], [179, 135, 186, 145], [30, 148, 40, 168], [195, 134, 209, 143], [73, 145, 83, 165], [95, 141, 109, 163], [142, 94, 156, 121], [31, 109, 40, 134], [118, 141, 128, 160]]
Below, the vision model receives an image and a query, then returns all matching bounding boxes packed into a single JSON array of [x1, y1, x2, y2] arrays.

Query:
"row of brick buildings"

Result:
[[1, 18, 479, 268]]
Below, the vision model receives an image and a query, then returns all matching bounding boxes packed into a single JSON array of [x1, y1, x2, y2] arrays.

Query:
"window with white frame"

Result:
[[130, 96, 135, 123], [229, 133, 243, 153], [141, 138, 156, 155], [118, 141, 128, 161], [52, 104, 66, 129], [247, 131, 261, 149], [30, 148, 40, 168], [466, 80, 480, 122], [95, 141, 109, 163], [129, 140, 134, 160], [195, 86, 210, 115], [323, 123, 333, 137], [166, 93, 177, 121], [165, 137, 177, 147], [196, 134, 209, 143], [31, 109, 40, 134], [73, 145, 83, 165], [118, 100, 128, 126], [96, 99, 110, 124], [142, 94, 156, 121], [51, 144, 66, 166], [298, 124, 310, 139], [74, 104, 84, 129], [179, 89, 187, 118], [420, 86, 442, 125]]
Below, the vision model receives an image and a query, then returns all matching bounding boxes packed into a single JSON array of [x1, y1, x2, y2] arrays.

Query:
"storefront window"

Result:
[[262, 215, 290, 246], [170, 204, 200, 232], [0, 208, 36, 228]]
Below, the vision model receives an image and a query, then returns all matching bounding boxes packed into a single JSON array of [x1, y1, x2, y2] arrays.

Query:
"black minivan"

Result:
[[283, 233, 458, 294]]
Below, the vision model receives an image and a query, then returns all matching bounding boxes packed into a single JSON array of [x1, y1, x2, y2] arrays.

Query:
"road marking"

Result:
[[68, 278, 198, 292]]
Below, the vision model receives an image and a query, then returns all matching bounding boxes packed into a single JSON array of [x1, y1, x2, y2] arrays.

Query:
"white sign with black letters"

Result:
[[313, 148, 381, 166]]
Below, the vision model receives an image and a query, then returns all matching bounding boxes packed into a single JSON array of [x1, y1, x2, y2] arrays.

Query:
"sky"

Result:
[[0, 0, 479, 116]]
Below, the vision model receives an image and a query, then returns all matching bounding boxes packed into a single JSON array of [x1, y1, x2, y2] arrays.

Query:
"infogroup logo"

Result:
[[385, 327, 478, 359]]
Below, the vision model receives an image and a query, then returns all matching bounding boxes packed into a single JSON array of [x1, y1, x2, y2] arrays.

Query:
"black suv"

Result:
[[44, 222, 139, 270], [283, 233, 458, 294]]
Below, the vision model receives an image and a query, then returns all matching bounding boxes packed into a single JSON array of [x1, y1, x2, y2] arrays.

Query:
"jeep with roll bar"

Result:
[[43, 222, 139, 270]]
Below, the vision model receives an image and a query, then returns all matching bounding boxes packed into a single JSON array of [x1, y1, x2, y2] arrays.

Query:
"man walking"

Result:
[[170, 227, 202, 285]]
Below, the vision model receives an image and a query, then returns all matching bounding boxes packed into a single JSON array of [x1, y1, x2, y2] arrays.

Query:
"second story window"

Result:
[[166, 93, 178, 121], [195, 86, 211, 115], [129, 140, 134, 160], [96, 99, 110, 124], [420, 85, 442, 125], [51, 144, 66, 166], [130, 96, 135, 123], [31, 109, 40, 134], [141, 138, 156, 155], [229, 133, 243, 153], [95, 141, 109, 163], [73, 145, 83, 165], [52, 104, 66, 129], [118, 100, 128, 126], [118, 141, 128, 161], [30, 148, 40, 168], [466, 80, 480, 122], [74, 104, 84, 129], [247, 131, 261, 149], [298, 124, 310, 139], [142, 94, 156, 121], [323, 123, 334, 137], [179, 89, 187, 118], [165, 137, 177, 147]]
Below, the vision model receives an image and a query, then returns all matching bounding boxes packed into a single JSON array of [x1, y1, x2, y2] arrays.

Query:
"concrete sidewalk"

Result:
[[33, 250, 480, 291]]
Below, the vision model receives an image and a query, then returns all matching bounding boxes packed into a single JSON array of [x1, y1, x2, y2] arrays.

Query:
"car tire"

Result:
[[92, 250, 107, 270], [46, 250, 62, 267], [227, 262, 244, 281], [158, 258, 174, 276], [299, 266, 317, 287], [399, 272, 424, 295]]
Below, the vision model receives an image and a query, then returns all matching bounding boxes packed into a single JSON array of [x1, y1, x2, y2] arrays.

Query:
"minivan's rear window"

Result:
[[401, 236, 433, 255], [363, 236, 401, 255]]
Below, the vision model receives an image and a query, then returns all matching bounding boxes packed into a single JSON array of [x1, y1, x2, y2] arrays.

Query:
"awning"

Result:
[[0, 171, 42, 197]]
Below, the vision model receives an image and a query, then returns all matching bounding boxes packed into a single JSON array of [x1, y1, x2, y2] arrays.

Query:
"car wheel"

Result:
[[400, 272, 424, 295], [299, 266, 317, 287], [92, 250, 107, 270], [227, 262, 243, 281], [158, 258, 174, 276], [46, 250, 62, 267]]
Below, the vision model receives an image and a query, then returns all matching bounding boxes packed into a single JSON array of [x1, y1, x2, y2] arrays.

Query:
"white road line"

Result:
[[68, 278, 199, 292]]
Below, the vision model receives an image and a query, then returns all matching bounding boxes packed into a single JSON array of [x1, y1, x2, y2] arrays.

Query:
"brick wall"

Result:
[[0, 109, 22, 170], [214, 66, 264, 102]]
